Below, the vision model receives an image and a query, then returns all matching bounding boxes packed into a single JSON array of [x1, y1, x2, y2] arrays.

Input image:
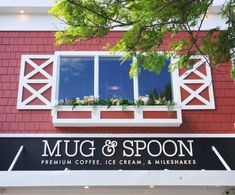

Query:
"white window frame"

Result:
[[52, 51, 182, 127], [54, 51, 179, 106]]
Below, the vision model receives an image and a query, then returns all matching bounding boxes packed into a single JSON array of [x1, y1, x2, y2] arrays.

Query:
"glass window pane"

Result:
[[99, 57, 133, 99], [59, 57, 94, 100], [138, 59, 172, 101]]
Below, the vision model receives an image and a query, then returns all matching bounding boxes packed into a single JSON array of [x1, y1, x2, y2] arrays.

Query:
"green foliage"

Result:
[[50, 0, 235, 80], [201, 29, 231, 65], [59, 96, 174, 110], [126, 51, 169, 78], [177, 54, 195, 69], [148, 88, 159, 105], [146, 86, 173, 106], [163, 83, 173, 101], [231, 66, 235, 79]]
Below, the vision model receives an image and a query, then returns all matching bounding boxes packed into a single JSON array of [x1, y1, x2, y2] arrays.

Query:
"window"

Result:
[[59, 57, 94, 100], [138, 59, 172, 101], [58, 52, 172, 102], [99, 57, 133, 99]]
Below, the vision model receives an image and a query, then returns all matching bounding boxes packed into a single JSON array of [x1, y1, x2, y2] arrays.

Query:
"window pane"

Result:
[[99, 57, 133, 99], [138, 59, 172, 100], [59, 57, 94, 100]]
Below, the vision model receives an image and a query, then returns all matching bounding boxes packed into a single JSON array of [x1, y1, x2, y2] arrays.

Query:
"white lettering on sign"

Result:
[[147, 140, 162, 157], [178, 140, 194, 157], [41, 139, 194, 158], [64, 140, 80, 157], [42, 140, 62, 157], [123, 139, 194, 157], [80, 140, 95, 157], [42, 140, 95, 157], [163, 140, 178, 157], [123, 140, 134, 157]]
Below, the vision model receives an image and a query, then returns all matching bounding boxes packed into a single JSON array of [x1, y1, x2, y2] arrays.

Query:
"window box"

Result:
[[52, 105, 182, 127]]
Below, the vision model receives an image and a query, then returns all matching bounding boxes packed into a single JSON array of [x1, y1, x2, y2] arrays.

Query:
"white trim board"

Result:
[[0, 170, 235, 187], [1, 133, 235, 138], [0, 187, 229, 195], [0, 0, 225, 9], [0, 12, 228, 31]]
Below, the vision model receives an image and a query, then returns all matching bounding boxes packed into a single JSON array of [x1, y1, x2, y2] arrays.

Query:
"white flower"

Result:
[[141, 96, 149, 105], [59, 99, 64, 104]]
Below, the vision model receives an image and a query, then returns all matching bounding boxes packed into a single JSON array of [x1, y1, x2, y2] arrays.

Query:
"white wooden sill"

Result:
[[52, 105, 182, 127]]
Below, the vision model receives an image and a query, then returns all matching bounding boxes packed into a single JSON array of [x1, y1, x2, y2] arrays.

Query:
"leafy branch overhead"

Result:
[[50, 0, 235, 79]]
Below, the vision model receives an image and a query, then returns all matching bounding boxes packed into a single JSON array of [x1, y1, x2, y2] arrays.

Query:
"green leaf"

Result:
[[49, 0, 235, 80]]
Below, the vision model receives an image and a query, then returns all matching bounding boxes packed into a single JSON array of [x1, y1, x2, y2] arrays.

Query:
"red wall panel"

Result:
[[0, 31, 234, 134]]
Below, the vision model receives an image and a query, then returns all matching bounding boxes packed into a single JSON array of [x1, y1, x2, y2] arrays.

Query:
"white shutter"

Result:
[[176, 55, 215, 110], [17, 55, 56, 109]]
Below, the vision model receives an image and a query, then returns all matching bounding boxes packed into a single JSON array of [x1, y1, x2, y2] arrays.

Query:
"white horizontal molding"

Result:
[[0, 14, 66, 31], [0, 10, 227, 31], [52, 106, 182, 127], [56, 105, 178, 111], [0, 0, 54, 7], [0, 170, 235, 187], [0, 0, 225, 8], [55, 51, 126, 57], [2, 133, 235, 138]]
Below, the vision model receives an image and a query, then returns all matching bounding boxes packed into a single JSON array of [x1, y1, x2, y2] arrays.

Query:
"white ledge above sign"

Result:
[[52, 105, 182, 127]]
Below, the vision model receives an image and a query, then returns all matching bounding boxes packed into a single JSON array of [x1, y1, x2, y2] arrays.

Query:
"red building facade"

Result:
[[0, 31, 234, 134], [0, 1, 235, 194]]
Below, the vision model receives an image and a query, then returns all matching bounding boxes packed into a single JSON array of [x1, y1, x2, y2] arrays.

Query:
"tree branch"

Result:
[[66, 0, 128, 26]]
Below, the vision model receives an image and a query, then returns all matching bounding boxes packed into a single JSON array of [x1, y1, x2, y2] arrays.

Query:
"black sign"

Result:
[[0, 136, 235, 171]]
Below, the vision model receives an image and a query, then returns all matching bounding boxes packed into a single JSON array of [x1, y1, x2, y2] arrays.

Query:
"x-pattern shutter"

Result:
[[17, 55, 56, 109], [178, 55, 215, 110]]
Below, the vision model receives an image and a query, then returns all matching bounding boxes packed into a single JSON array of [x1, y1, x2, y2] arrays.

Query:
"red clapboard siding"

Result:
[[0, 31, 234, 133]]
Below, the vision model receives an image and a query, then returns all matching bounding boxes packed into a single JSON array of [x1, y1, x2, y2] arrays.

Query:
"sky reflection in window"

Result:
[[59, 57, 94, 100], [99, 57, 133, 99], [138, 59, 172, 100]]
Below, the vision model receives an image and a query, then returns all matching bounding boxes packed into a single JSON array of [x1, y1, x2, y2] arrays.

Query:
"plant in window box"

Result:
[[55, 96, 178, 123], [58, 96, 136, 111], [134, 87, 175, 119], [106, 98, 135, 110], [136, 88, 175, 106], [136, 96, 174, 106], [58, 95, 174, 110], [58, 96, 98, 109]]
